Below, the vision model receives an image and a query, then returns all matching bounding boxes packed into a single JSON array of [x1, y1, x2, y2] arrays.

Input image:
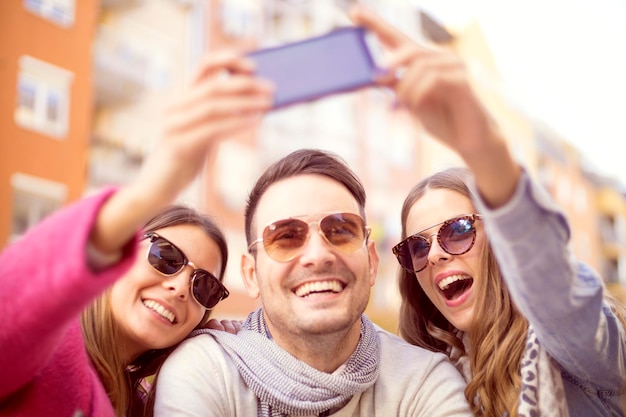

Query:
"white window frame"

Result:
[[10, 173, 68, 243], [24, 0, 75, 27], [14, 55, 74, 139]]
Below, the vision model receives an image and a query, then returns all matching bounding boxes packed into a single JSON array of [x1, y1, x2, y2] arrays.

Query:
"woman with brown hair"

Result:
[[81, 205, 229, 416], [351, 5, 626, 416], [395, 167, 626, 416], [0, 51, 273, 416]]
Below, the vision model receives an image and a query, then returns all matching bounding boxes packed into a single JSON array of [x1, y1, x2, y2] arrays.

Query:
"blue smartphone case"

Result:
[[247, 27, 380, 109]]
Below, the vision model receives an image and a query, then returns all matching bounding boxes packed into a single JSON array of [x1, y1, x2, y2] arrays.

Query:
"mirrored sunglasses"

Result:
[[392, 214, 482, 273], [248, 212, 370, 262], [143, 232, 229, 309]]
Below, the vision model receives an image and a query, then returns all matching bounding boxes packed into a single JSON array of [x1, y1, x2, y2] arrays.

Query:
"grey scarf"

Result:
[[452, 327, 569, 417], [191, 308, 381, 417], [517, 326, 569, 417]]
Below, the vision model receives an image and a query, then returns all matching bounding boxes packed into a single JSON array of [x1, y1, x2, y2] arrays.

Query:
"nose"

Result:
[[426, 234, 451, 268], [162, 267, 191, 301], [297, 225, 335, 267]]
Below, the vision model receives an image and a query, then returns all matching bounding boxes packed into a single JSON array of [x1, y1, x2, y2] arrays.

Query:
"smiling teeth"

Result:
[[295, 280, 343, 297], [143, 300, 175, 323], [438, 275, 471, 291]]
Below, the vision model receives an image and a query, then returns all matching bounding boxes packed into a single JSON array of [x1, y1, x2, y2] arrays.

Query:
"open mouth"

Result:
[[294, 280, 345, 298], [437, 275, 473, 301], [143, 299, 177, 324]]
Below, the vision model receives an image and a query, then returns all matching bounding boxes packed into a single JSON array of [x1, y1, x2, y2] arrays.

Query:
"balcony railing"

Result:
[[100, 0, 145, 8], [93, 26, 150, 105]]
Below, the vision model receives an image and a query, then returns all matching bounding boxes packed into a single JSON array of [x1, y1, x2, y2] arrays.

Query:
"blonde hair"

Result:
[[397, 167, 528, 416], [398, 167, 626, 416], [466, 238, 528, 416], [81, 205, 228, 416], [81, 292, 133, 416], [604, 291, 626, 413]]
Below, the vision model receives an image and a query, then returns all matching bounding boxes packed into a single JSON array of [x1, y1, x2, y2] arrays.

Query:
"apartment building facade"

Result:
[[2, 0, 624, 326], [0, 0, 97, 245]]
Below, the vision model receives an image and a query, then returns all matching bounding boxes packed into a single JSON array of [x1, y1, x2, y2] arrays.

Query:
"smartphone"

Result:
[[247, 26, 381, 109]]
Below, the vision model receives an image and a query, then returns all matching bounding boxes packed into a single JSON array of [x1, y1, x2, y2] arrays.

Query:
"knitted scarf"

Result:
[[517, 326, 569, 417], [452, 327, 569, 416], [191, 308, 381, 417]]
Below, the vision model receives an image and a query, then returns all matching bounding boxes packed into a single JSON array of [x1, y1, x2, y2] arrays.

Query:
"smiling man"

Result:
[[154, 149, 471, 417]]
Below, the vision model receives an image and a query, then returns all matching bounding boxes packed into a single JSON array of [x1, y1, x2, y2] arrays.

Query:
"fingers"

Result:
[[394, 52, 467, 112], [163, 69, 273, 143], [172, 72, 274, 113], [203, 318, 243, 334], [171, 112, 263, 152], [165, 79, 272, 135], [348, 5, 410, 49], [191, 50, 256, 84], [373, 44, 424, 88], [148, 50, 274, 193], [204, 318, 226, 331], [224, 320, 243, 334]]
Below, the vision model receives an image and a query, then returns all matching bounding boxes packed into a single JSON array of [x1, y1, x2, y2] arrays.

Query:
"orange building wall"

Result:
[[0, 1, 98, 246]]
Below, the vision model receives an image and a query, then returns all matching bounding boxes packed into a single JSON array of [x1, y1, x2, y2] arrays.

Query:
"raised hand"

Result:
[[91, 51, 274, 254], [203, 318, 244, 334], [156, 51, 275, 192], [350, 6, 520, 207]]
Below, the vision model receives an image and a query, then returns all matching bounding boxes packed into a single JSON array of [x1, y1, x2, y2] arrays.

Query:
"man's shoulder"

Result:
[[180, 330, 224, 348], [374, 325, 449, 362], [160, 331, 246, 391], [366, 326, 470, 413], [155, 332, 260, 415], [166, 330, 232, 366]]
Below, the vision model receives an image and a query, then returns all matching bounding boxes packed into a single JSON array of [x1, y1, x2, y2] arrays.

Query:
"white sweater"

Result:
[[154, 326, 472, 417]]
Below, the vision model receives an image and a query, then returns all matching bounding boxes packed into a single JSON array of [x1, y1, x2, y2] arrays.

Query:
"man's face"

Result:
[[242, 174, 378, 342]]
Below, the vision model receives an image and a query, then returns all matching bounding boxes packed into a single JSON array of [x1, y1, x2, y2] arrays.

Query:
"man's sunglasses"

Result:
[[143, 232, 229, 310], [248, 212, 371, 263], [392, 214, 482, 273]]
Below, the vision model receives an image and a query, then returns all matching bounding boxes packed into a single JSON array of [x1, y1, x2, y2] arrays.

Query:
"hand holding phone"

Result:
[[247, 26, 382, 109]]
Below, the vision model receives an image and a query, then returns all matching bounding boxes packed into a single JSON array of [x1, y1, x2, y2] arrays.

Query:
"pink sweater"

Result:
[[0, 189, 139, 417]]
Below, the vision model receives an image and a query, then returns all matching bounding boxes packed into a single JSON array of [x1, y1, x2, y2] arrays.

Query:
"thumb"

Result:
[[349, 5, 410, 49]]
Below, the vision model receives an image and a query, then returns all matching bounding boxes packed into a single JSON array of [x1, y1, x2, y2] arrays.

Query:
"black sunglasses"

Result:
[[392, 214, 482, 273], [143, 232, 229, 309]]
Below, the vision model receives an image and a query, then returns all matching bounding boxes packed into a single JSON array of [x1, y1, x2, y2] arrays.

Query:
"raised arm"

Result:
[[91, 51, 273, 255], [350, 6, 520, 208], [352, 6, 626, 391], [0, 51, 272, 400]]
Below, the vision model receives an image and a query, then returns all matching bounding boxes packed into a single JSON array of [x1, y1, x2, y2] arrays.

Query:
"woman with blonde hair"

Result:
[[351, 5, 626, 416], [395, 167, 626, 416], [0, 51, 273, 416], [81, 204, 229, 416]]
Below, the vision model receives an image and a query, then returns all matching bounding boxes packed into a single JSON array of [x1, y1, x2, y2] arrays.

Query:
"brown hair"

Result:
[[604, 291, 626, 413], [244, 148, 367, 245], [81, 205, 228, 417], [397, 167, 528, 416]]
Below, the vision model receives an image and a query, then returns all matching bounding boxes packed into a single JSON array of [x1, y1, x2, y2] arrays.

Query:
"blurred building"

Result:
[[90, 0, 200, 193], [454, 24, 626, 301], [0, 0, 96, 244], [529, 118, 626, 299], [590, 175, 626, 299], [420, 16, 626, 304], [1, 0, 625, 331]]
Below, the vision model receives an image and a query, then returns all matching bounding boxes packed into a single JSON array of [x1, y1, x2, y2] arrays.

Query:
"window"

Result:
[[24, 0, 75, 27], [220, 0, 262, 39], [10, 173, 67, 243], [14, 55, 73, 139]]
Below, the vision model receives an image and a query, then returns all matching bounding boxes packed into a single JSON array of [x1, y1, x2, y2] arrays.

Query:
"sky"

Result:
[[415, 0, 626, 186]]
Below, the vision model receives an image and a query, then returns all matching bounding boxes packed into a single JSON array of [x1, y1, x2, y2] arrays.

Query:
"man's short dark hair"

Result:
[[244, 148, 367, 245]]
